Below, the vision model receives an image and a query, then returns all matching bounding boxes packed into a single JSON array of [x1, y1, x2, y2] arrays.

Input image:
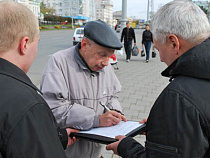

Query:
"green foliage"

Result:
[[40, 2, 55, 15], [199, 6, 208, 15]]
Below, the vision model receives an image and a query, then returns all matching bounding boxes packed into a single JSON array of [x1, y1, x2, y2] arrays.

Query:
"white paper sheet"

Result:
[[79, 121, 143, 138]]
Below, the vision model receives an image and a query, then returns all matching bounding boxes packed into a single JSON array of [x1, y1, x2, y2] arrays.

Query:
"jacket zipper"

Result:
[[146, 141, 178, 154]]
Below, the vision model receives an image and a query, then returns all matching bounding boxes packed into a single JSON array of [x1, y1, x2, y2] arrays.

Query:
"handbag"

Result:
[[132, 46, 139, 56], [152, 51, 156, 58], [141, 48, 145, 57]]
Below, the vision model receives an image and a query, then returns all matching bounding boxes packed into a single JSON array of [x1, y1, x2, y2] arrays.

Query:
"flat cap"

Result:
[[84, 20, 123, 50]]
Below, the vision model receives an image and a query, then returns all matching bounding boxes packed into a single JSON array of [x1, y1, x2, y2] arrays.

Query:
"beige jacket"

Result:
[[40, 44, 122, 158]]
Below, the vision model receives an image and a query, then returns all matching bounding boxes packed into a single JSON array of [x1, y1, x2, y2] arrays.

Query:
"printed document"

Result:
[[79, 121, 143, 138]]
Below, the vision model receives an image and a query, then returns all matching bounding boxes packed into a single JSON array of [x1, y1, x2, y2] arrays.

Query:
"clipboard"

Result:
[[70, 121, 146, 145]]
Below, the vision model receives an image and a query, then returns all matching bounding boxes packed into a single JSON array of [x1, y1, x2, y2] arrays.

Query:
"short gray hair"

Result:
[[151, 1, 210, 44], [0, 2, 39, 52]]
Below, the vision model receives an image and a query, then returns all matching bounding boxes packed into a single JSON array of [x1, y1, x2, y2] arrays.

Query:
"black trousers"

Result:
[[124, 40, 132, 60]]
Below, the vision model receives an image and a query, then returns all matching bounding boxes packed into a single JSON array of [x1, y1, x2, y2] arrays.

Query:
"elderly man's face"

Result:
[[82, 40, 114, 71], [153, 37, 175, 66]]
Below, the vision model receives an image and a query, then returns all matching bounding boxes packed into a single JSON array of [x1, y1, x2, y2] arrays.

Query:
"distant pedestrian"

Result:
[[142, 24, 153, 63], [121, 22, 136, 62]]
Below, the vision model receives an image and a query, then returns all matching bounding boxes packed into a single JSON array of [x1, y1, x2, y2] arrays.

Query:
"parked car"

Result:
[[73, 28, 84, 45]]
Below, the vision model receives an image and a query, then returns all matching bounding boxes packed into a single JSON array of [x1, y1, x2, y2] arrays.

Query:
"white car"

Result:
[[73, 28, 84, 45]]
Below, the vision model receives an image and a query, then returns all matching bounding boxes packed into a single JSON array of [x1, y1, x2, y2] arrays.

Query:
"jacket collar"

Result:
[[162, 37, 210, 81], [0, 58, 41, 93], [74, 43, 104, 73]]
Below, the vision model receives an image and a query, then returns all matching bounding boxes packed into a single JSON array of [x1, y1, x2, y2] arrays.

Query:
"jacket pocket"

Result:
[[146, 140, 180, 158]]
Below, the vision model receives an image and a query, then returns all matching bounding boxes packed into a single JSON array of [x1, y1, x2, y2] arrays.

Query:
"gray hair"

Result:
[[151, 1, 210, 44]]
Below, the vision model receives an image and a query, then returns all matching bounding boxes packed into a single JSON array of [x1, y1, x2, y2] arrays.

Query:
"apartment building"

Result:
[[96, 0, 113, 27], [0, 0, 40, 18]]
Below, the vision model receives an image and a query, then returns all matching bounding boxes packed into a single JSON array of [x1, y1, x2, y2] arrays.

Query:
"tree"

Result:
[[40, 2, 55, 15], [199, 6, 208, 15]]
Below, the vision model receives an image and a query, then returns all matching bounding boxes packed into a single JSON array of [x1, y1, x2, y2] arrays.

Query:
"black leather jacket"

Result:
[[121, 27, 136, 43], [0, 58, 67, 158], [117, 38, 210, 158]]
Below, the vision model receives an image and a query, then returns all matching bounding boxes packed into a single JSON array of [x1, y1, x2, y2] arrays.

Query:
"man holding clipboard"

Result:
[[106, 1, 210, 158]]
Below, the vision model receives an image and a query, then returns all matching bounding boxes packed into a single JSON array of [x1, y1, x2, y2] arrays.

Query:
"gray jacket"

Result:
[[40, 44, 122, 158]]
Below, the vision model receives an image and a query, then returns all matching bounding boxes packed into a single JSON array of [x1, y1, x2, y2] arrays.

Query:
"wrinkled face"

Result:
[[153, 37, 173, 66], [81, 39, 114, 71]]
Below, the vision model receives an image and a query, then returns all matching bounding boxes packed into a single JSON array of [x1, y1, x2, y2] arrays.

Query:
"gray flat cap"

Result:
[[84, 20, 123, 50]]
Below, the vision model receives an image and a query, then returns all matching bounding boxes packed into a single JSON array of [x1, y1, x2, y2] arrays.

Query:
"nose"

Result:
[[102, 58, 109, 66]]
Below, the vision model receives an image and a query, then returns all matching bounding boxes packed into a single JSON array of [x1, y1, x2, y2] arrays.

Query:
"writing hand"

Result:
[[99, 111, 127, 127]]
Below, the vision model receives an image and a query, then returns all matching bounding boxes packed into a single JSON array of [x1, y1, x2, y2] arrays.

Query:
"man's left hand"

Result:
[[106, 135, 126, 155]]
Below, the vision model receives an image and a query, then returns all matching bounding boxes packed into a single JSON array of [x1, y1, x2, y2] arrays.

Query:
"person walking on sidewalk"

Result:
[[142, 24, 153, 63], [106, 1, 210, 157], [121, 22, 136, 62], [0, 2, 78, 158]]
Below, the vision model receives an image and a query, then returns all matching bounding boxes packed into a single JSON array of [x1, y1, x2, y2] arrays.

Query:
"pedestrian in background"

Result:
[[142, 24, 153, 63], [121, 22, 136, 62], [106, 1, 210, 157], [0, 2, 78, 158], [40, 20, 126, 158]]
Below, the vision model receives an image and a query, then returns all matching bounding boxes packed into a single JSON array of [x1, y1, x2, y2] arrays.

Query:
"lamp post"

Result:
[[120, 0, 128, 34]]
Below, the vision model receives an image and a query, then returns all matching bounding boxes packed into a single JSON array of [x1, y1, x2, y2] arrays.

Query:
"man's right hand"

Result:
[[99, 111, 127, 127]]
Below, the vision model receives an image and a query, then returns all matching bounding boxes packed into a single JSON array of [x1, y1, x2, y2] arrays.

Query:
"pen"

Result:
[[99, 101, 111, 111]]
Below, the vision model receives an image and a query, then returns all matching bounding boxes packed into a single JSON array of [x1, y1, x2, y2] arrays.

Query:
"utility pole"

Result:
[[120, 0, 128, 34], [147, 0, 154, 23]]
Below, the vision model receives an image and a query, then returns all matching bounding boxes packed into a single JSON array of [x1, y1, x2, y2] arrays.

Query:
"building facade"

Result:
[[0, 0, 40, 18], [43, 0, 96, 23], [96, 0, 113, 27]]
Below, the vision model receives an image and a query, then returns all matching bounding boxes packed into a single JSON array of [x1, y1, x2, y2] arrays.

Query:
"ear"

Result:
[[168, 34, 180, 55], [80, 38, 88, 52], [20, 36, 30, 55]]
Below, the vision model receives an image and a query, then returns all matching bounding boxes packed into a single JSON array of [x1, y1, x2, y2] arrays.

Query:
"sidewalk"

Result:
[[102, 43, 169, 157]]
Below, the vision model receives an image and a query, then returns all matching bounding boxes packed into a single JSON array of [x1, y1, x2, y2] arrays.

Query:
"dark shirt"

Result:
[[0, 58, 67, 158], [142, 30, 153, 44], [121, 27, 136, 43]]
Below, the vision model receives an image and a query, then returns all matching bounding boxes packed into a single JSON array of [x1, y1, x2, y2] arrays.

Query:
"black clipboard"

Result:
[[70, 123, 146, 145]]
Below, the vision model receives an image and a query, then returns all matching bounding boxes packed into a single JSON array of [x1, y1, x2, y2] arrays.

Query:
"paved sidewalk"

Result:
[[102, 46, 169, 157]]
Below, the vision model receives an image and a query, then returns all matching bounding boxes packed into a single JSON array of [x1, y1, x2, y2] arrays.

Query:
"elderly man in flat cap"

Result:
[[40, 20, 126, 158]]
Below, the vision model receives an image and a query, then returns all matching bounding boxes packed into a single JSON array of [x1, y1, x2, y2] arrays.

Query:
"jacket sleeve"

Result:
[[121, 28, 124, 42], [133, 29, 136, 43], [146, 89, 209, 157], [141, 31, 144, 44], [151, 32, 153, 43], [40, 56, 98, 130], [5, 103, 67, 158], [117, 137, 146, 158]]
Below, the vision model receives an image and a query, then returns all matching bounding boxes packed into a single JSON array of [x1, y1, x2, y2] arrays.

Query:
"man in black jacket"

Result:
[[106, 1, 210, 157], [121, 22, 136, 62], [0, 2, 77, 158]]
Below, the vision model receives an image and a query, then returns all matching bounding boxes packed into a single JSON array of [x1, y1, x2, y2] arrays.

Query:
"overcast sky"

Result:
[[112, 0, 174, 20]]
